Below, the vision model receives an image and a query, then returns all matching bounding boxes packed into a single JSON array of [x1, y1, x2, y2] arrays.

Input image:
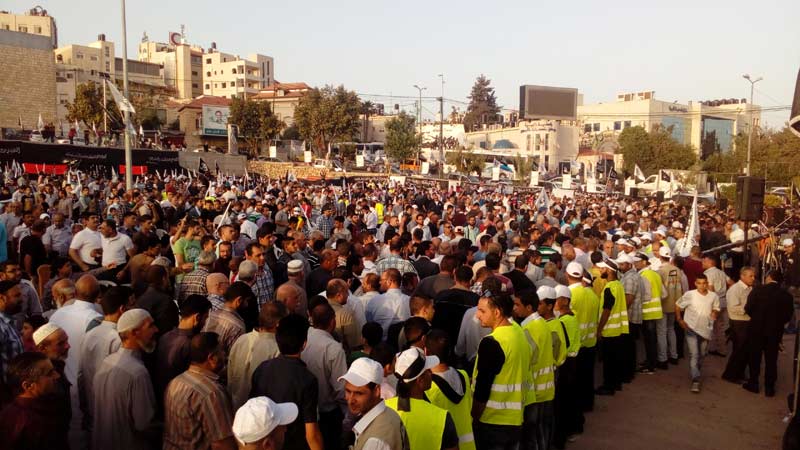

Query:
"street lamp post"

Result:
[[120, 0, 133, 190], [743, 74, 763, 177], [437, 74, 445, 172], [412, 84, 426, 137]]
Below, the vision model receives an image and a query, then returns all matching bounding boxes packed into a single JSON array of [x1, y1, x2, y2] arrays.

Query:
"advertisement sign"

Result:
[[202, 105, 229, 136], [421, 161, 430, 175], [356, 155, 365, 167], [269, 146, 277, 158], [304, 151, 312, 163]]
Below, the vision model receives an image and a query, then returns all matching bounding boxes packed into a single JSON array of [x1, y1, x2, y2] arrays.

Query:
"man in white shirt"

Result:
[[42, 213, 73, 258], [69, 213, 102, 271], [722, 266, 755, 383], [676, 273, 720, 393], [99, 219, 134, 276], [366, 268, 410, 340]]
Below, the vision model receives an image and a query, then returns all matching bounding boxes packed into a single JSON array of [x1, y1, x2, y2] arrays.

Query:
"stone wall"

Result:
[[248, 161, 330, 180], [0, 30, 57, 129]]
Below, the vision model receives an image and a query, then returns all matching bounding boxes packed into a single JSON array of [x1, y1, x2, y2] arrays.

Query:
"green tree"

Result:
[[463, 75, 501, 132], [617, 125, 696, 176], [384, 112, 421, 163], [281, 124, 301, 140], [228, 97, 284, 157], [293, 85, 361, 155], [704, 127, 800, 185], [446, 147, 485, 175], [66, 82, 108, 128]]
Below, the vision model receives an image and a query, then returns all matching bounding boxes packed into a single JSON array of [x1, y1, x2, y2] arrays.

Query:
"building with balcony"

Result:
[[577, 91, 760, 158], [252, 82, 310, 126], [203, 50, 273, 99], [0, 29, 57, 131], [0, 6, 57, 48]]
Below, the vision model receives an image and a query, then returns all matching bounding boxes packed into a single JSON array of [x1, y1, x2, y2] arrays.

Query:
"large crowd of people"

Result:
[[0, 168, 796, 450]]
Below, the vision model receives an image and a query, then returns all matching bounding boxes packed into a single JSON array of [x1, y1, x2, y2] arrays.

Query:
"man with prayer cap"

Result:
[[92, 308, 160, 450]]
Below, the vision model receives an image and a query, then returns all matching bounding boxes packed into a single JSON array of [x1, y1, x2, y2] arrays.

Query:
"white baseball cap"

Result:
[[232, 397, 298, 445], [394, 347, 439, 382], [596, 259, 619, 271], [640, 232, 652, 241], [617, 238, 632, 247], [672, 221, 684, 229], [565, 262, 584, 278], [554, 285, 571, 299], [338, 357, 383, 387], [536, 285, 556, 301], [32, 323, 61, 346], [783, 238, 794, 247], [615, 253, 634, 265], [659, 246, 672, 258]]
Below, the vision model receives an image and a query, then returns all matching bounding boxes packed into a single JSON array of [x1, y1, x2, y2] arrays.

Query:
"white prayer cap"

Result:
[[117, 309, 152, 334], [554, 285, 571, 299], [33, 323, 61, 346], [233, 397, 298, 445]]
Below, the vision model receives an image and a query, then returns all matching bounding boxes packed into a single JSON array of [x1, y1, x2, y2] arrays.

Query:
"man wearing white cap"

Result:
[[565, 262, 600, 414], [635, 252, 666, 373], [33, 322, 71, 425], [339, 357, 409, 450], [616, 253, 641, 383], [233, 396, 298, 450], [554, 284, 582, 448], [386, 347, 459, 450], [92, 308, 160, 450], [595, 259, 629, 396]]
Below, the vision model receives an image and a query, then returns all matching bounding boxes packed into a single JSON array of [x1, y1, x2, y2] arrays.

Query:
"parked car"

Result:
[[630, 174, 683, 193], [312, 159, 343, 172], [56, 136, 86, 146], [28, 130, 44, 143], [543, 176, 579, 190]]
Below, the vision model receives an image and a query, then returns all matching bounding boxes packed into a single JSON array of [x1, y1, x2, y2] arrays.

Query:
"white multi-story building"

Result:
[[577, 91, 760, 158], [138, 32, 205, 99], [203, 49, 273, 99]]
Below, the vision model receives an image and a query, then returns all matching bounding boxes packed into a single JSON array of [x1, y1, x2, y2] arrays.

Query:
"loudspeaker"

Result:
[[718, 198, 728, 210], [656, 191, 665, 203], [629, 187, 639, 198], [735, 176, 765, 221]]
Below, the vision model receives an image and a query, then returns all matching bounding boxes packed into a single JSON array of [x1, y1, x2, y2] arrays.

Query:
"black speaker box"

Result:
[[735, 176, 765, 222]]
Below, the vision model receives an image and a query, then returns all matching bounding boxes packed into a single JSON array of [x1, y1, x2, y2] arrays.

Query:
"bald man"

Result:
[[44, 278, 77, 319], [276, 283, 302, 315], [206, 272, 230, 311]]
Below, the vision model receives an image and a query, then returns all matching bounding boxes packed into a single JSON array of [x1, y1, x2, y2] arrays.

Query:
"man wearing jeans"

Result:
[[675, 273, 719, 393], [657, 247, 683, 365]]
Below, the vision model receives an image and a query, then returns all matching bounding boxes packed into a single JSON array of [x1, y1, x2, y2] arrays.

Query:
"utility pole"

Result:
[[743, 74, 762, 177], [438, 74, 445, 172], [412, 84, 426, 136], [102, 73, 108, 134], [120, 0, 133, 191]]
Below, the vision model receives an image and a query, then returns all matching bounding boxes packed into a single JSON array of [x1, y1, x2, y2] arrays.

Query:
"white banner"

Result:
[[587, 178, 597, 193], [202, 105, 229, 136], [421, 162, 430, 175], [562, 174, 572, 189], [552, 187, 574, 199], [529, 171, 539, 187], [304, 151, 312, 163], [269, 146, 277, 158], [356, 155, 365, 167], [492, 167, 500, 181]]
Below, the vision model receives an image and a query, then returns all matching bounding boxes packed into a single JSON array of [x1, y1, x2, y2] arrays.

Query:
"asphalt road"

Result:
[[574, 334, 795, 450]]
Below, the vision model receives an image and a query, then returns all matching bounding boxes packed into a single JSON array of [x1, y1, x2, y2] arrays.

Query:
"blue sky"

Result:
[[9, 0, 799, 126]]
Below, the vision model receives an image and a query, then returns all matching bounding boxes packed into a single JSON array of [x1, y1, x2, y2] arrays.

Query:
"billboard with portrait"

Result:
[[202, 105, 229, 136]]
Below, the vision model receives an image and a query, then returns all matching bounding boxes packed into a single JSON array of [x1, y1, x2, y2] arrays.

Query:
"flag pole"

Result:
[[120, 0, 133, 191]]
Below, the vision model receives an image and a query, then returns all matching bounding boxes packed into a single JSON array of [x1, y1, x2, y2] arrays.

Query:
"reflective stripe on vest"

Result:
[[571, 285, 601, 348], [522, 317, 556, 403], [601, 281, 629, 337], [426, 369, 475, 450], [559, 314, 581, 358], [385, 397, 446, 450], [641, 269, 664, 320], [472, 323, 530, 426]]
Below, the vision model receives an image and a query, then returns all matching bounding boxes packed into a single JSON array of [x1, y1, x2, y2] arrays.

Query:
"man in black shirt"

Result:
[[306, 249, 336, 296], [250, 314, 323, 450], [433, 266, 479, 349], [19, 220, 47, 278], [503, 253, 536, 293]]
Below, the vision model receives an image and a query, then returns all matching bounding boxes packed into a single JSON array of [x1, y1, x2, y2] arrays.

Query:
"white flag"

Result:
[[111, 166, 118, 182], [106, 79, 136, 114], [675, 191, 699, 256], [535, 188, 550, 211], [37, 113, 44, 132], [634, 164, 646, 182], [74, 119, 80, 133], [139, 124, 144, 136]]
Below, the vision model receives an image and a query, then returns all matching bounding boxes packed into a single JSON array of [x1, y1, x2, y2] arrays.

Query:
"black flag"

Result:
[[215, 160, 220, 176], [608, 167, 618, 180], [791, 67, 800, 138], [660, 170, 671, 183], [198, 157, 210, 175]]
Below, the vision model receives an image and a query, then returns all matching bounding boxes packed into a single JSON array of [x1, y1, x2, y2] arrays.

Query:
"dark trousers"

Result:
[[675, 318, 686, 358], [553, 357, 580, 449], [475, 422, 522, 450], [319, 408, 344, 450], [623, 325, 640, 382], [520, 401, 553, 450], [600, 336, 625, 389], [746, 333, 781, 389], [642, 319, 659, 370], [576, 346, 596, 413], [722, 319, 750, 380]]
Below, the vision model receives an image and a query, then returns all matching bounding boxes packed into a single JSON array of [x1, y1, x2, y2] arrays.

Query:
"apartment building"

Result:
[[203, 49, 273, 99], [0, 6, 57, 48]]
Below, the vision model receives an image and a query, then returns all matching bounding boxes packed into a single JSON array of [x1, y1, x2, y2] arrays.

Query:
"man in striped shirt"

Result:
[[203, 282, 251, 355], [163, 332, 236, 450]]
